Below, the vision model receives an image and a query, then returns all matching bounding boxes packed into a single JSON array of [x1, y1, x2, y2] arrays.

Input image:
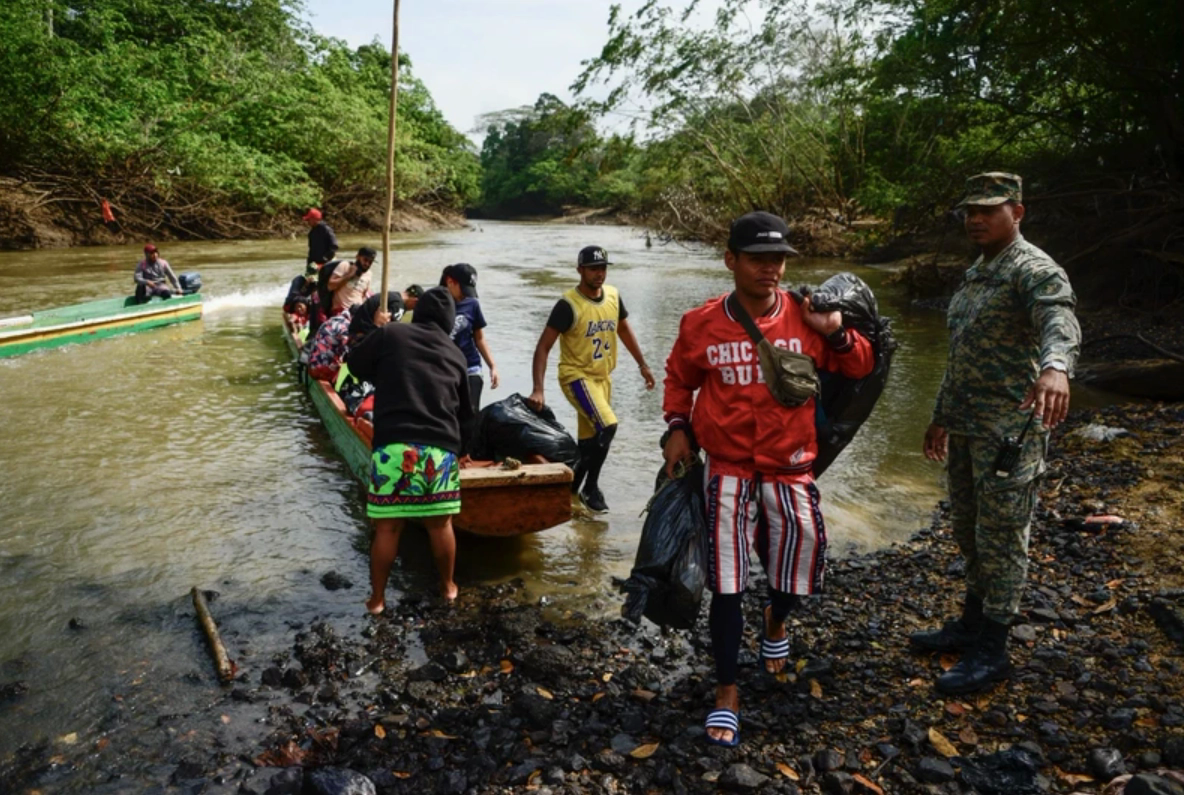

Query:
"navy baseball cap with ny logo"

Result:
[[577, 246, 612, 268]]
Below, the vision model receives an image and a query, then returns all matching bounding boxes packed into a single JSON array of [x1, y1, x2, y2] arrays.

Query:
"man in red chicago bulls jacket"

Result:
[[662, 211, 874, 746]]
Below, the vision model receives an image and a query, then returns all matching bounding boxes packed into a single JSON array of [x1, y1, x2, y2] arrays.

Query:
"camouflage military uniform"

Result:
[[933, 233, 1081, 622]]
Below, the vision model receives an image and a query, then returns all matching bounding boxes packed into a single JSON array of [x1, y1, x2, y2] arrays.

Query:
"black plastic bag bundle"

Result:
[[956, 747, 1046, 795], [470, 393, 579, 467], [800, 272, 898, 477], [620, 462, 707, 630]]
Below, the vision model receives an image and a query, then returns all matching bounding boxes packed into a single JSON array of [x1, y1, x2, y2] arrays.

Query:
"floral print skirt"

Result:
[[366, 442, 461, 519]]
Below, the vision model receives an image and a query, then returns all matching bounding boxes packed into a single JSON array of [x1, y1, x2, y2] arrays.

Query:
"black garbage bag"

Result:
[[470, 393, 579, 467], [799, 272, 898, 477], [620, 461, 707, 630], [955, 746, 1046, 795]]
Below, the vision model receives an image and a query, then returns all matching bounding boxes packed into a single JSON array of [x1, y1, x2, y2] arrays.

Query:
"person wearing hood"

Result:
[[345, 287, 473, 611]]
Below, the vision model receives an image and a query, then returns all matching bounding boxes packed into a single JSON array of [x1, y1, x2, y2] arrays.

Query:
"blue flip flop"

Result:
[[760, 603, 790, 674], [704, 707, 741, 747]]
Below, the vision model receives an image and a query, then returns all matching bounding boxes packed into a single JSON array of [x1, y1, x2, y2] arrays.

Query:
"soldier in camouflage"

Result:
[[910, 172, 1081, 694]]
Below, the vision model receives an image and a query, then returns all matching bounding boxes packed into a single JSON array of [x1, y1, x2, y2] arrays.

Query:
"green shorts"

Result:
[[367, 443, 461, 519]]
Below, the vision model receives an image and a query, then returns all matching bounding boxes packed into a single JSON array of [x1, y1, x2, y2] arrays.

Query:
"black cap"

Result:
[[727, 212, 798, 254], [440, 262, 478, 298], [405, 283, 425, 298], [577, 245, 611, 268], [357, 246, 378, 261]]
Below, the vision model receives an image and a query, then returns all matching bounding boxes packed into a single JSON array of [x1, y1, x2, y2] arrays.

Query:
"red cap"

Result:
[[143, 244, 158, 254], [302, 208, 322, 222]]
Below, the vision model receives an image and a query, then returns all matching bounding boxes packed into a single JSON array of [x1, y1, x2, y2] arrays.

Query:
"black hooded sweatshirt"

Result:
[[346, 288, 473, 453]]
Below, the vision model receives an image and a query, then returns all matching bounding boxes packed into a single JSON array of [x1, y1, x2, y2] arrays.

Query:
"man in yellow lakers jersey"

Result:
[[527, 245, 655, 512]]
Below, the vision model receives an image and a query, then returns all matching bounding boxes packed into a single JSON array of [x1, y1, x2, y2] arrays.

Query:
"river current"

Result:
[[0, 222, 949, 772]]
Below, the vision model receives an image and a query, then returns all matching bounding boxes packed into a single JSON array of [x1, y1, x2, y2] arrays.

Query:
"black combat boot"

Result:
[[935, 618, 1012, 695], [908, 593, 983, 652]]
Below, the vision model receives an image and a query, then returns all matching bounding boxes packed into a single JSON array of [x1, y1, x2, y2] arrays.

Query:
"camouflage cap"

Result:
[[958, 172, 1022, 207]]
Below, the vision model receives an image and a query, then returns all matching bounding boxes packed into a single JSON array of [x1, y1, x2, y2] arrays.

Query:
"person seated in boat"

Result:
[[307, 292, 405, 384], [327, 247, 376, 315], [307, 247, 374, 336], [399, 284, 424, 323], [284, 262, 320, 321], [345, 286, 473, 610], [333, 292, 404, 391], [335, 292, 405, 422], [133, 244, 182, 303], [305, 304, 355, 384]]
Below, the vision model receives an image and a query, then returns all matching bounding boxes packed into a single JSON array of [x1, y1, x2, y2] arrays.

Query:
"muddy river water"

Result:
[[0, 222, 952, 771]]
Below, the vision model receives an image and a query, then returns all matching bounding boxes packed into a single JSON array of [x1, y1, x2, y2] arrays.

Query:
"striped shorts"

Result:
[[703, 457, 827, 596], [560, 377, 617, 440]]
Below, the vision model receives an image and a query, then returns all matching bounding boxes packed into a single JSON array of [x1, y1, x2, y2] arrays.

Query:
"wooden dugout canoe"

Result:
[[0, 294, 203, 359], [281, 312, 574, 537]]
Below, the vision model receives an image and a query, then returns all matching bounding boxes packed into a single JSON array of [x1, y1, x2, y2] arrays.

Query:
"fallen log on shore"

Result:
[[191, 587, 235, 683]]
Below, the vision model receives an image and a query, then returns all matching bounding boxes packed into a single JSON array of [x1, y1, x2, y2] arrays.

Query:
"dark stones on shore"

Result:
[[304, 767, 375, 795], [1127, 774, 1184, 795], [1164, 736, 1184, 767], [0, 680, 28, 703], [280, 668, 309, 690], [916, 756, 955, 783], [1150, 599, 1184, 646], [320, 571, 353, 591], [719, 763, 769, 790], [252, 767, 302, 794], [1087, 746, 1127, 780], [8, 404, 1182, 794], [519, 644, 578, 685], [407, 661, 448, 683]]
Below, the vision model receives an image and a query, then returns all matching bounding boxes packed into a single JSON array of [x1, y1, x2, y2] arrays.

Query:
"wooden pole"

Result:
[[191, 587, 236, 683], [380, 0, 401, 313]]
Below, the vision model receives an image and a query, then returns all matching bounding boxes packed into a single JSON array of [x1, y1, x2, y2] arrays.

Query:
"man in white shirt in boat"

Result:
[[327, 247, 376, 315], [134, 244, 182, 303]]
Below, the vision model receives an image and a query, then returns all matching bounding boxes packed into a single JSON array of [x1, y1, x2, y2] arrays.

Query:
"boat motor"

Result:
[[179, 272, 203, 294]]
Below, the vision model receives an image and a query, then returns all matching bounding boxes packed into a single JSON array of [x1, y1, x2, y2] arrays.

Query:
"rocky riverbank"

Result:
[[6, 402, 1182, 794]]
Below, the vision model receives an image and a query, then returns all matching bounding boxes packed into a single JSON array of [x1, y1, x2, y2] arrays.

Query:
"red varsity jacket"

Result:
[[663, 290, 874, 477]]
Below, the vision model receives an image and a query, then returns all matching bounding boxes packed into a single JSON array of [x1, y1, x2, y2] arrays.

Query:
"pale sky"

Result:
[[300, 0, 722, 141]]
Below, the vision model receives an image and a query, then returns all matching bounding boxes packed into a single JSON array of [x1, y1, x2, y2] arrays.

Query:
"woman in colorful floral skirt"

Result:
[[346, 287, 473, 611]]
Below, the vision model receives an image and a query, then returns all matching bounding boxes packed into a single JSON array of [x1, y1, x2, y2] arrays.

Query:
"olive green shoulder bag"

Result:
[[726, 292, 820, 408]]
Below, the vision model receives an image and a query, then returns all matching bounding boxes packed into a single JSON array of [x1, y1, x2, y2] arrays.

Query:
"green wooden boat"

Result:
[[0, 294, 203, 359], [281, 311, 574, 537]]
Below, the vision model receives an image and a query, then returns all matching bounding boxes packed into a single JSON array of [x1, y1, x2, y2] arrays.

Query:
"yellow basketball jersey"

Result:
[[557, 285, 620, 385]]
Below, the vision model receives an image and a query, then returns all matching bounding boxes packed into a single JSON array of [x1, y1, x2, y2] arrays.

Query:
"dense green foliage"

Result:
[[476, 94, 640, 217], [484, 0, 1180, 248], [5, 0, 1180, 252], [855, 0, 1182, 216], [0, 0, 478, 234]]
